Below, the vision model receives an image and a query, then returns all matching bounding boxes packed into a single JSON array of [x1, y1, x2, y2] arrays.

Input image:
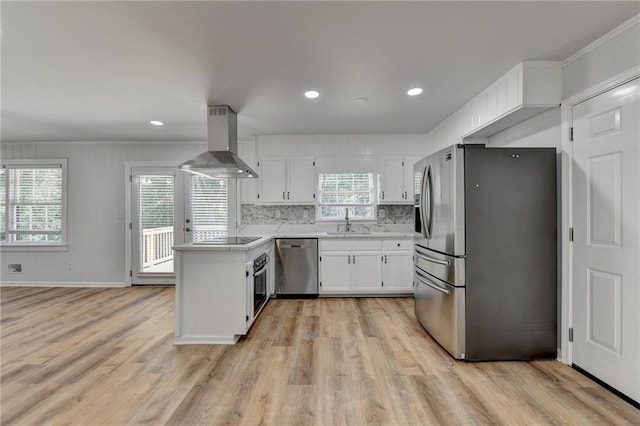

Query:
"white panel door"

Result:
[[258, 158, 286, 203], [352, 252, 382, 292], [287, 157, 315, 204], [319, 252, 351, 293], [572, 78, 639, 402], [383, 251, 414, 292]]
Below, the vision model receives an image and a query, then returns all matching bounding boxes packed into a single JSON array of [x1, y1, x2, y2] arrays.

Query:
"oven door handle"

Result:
[[253, 265, 268, 277], [415, 247, 449, 266], [415, 269, 450, 295]]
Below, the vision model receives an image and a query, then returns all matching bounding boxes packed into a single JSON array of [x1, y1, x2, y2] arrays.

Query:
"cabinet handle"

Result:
[[287, 191, 290, 199], [382, 191, 385, 200], [348, 255, 351, 264], [405, 191, 408, 199], [384, 255, 387, 264], [282, 191, 285, 200], [353, 255, 356, 264]]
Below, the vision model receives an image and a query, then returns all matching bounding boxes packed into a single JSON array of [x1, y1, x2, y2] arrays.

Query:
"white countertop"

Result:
[[174, 232, 413, 251]]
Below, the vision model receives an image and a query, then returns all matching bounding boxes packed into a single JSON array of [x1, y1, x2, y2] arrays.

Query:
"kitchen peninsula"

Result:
[[174, 232, 414, 345], [173, 237, 273, 344]]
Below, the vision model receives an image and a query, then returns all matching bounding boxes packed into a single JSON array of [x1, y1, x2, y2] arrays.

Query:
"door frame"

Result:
[[559, 65, 640, 365], [124, 161, 182, 286]]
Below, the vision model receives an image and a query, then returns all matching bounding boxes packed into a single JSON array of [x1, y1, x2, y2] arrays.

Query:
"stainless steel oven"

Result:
[[252, 253, 269, 316]]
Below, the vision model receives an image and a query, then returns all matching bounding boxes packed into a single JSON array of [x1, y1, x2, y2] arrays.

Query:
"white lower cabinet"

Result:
[[382, 251, 414, 292], [319, 239, 412, 295], [318, 252, 352, 293], [353, 252, 383, 292]]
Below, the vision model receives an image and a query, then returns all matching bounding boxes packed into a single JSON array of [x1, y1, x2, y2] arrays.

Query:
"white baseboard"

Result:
[[0, 281, 128, 288], [174, 335, 240, 345]]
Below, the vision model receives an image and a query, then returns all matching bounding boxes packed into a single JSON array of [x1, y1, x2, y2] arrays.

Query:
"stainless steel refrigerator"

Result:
[[413, 144, 557, 361]]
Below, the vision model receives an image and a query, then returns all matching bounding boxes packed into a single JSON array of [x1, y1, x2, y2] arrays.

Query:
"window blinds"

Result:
[[190, 176, 228, 241], [317, 173, 375, 220], [7, 166, 63, 243]]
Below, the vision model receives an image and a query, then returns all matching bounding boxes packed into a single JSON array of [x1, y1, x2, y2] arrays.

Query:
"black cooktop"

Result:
[[193, 236, 261, 245]]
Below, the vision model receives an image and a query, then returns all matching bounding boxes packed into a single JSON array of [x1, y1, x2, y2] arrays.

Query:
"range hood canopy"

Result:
[[179, 105, 258, 179]]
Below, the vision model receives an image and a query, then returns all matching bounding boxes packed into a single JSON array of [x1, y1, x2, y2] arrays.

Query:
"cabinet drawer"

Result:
[[382, 239, 413, 251], [320, 239, 381, 251]]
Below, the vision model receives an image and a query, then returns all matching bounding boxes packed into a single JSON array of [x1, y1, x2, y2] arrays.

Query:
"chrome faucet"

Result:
[[345, 208, 351, 232]]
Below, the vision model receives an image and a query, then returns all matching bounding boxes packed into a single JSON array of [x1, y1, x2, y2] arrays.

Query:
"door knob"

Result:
[[185, 227, 191, 232]]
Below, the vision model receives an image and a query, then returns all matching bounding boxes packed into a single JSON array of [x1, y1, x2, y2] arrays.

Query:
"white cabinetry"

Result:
[[257, 157, 315, 204], [319, 239, 382, 294], [462, 61, 562, 138], [238, 140, 257, 204], [319, 238, 412, 295], [382, 240, 414, 293], [379, 157, 421, 204]]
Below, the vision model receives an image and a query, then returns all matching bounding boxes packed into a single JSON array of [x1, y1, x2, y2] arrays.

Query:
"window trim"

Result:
[[0, 159, 68, 250], [315, 172, 378, 222]]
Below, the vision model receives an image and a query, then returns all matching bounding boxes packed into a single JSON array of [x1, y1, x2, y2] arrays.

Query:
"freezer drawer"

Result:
[[414, 267, 465, 359], [275, 239, 318, 296], [414, 244, 465, 286]]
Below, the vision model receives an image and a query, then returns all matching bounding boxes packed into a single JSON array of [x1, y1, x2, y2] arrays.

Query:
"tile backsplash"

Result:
[[241, 204, 412, 225]]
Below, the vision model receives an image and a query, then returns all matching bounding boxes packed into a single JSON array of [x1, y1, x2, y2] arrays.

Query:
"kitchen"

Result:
[[2, 1, 640, 424]]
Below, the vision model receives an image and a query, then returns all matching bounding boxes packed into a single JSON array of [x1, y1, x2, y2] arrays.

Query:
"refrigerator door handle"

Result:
[[415, 269, 450, 294], [415, 248, 449, 266], [426, 165, 434, 238], [420, 164, 431, 239]]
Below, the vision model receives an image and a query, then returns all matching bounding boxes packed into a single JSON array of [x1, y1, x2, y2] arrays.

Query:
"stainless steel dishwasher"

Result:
[[275, 238, 318, 297]]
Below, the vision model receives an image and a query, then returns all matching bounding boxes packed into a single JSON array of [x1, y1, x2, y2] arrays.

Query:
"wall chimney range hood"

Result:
[[179, 105, 258, 179]]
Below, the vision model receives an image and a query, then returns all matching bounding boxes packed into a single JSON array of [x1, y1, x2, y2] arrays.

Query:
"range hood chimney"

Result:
[[179, 105, 258, 179]]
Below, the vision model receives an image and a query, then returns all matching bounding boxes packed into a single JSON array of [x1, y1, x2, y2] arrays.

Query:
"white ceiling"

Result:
[[2, 1, 639, 142]]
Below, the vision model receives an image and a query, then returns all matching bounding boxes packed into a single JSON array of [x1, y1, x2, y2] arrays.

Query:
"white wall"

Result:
[[1, 141, 205, 286], [562, 18, 640, 99], [255, 134, 429, 158]]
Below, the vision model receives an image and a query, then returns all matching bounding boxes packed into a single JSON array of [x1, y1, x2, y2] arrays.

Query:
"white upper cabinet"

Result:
[[237, 140, 257, 204], [379, 156, 421, 205], [287, 158, 316, 203], [379, 157, 404, 203], [257, 157, 315, 204]]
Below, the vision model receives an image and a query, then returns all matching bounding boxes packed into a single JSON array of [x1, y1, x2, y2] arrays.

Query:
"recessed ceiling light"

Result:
[[304, 90, 320, 99], [149, 120, 164, 126], [407, 87, 423, 96], [355, 97, 368, 104]]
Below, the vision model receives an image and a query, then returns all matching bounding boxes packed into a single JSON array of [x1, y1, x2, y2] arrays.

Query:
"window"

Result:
[[317, 173, 376, 221], [1, 160, 67, 246], [190, 176, 228, 240]]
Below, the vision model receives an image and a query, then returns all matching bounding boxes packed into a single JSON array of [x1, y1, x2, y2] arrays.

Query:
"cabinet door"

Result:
[[383, 251, 414, 293], [352, 252, 382, 293], [287, 157, 315, 204], [403, 157, 422, 205], [379, 157, 404, 204], [319, 252, 351, 293], [258, 158, 286, 204], [238, 141, 257, 204]]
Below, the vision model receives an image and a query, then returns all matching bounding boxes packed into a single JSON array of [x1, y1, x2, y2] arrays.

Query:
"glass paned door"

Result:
[[132, 167, 184, 285]]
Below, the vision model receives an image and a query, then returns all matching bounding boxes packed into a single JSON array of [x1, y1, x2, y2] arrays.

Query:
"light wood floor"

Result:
[[1, 287, 638, 425]]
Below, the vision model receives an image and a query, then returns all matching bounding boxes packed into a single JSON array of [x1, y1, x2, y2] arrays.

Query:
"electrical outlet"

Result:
[[8, 263, 23, 274], [379, 209, 386, 219], [275, 210, 281, 219], [67, 262, 73, 271], [302, 210, 309, 219]]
